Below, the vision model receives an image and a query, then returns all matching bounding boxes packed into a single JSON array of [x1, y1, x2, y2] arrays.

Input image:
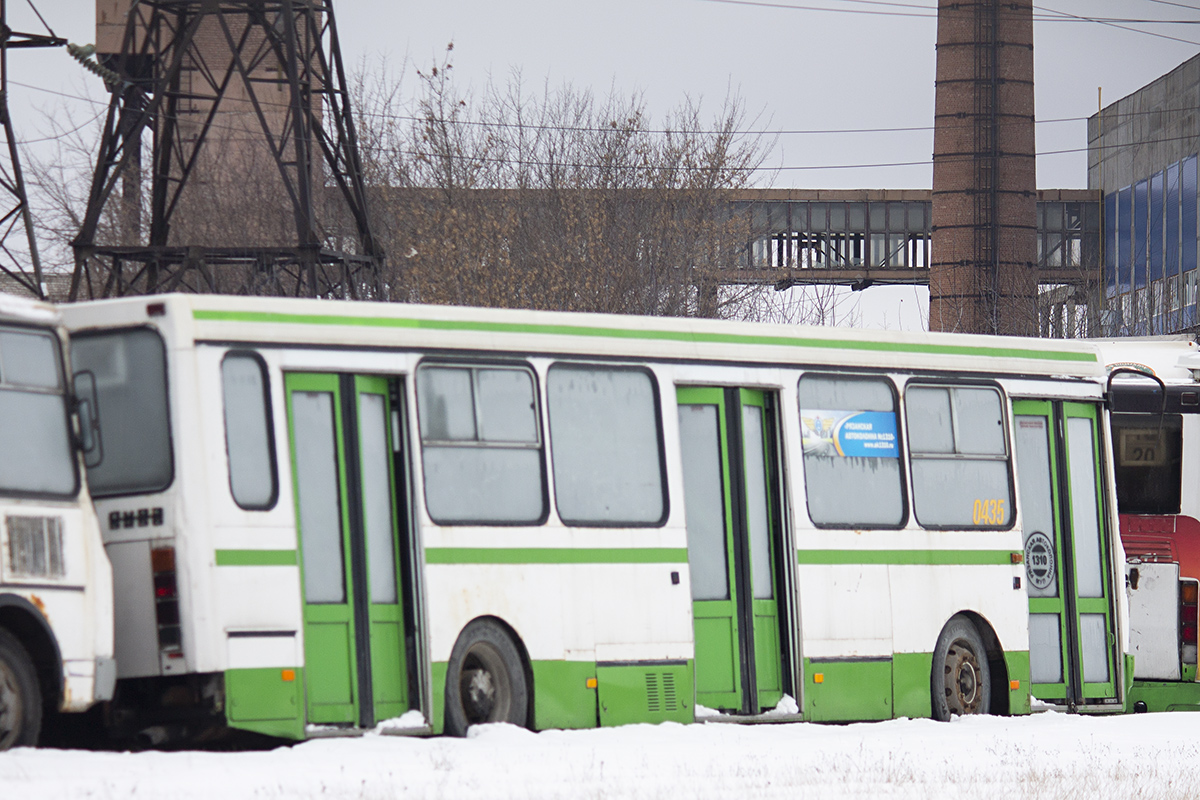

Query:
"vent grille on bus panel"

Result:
[[6, 515, 64, 578], [645, 671, 680, 714]]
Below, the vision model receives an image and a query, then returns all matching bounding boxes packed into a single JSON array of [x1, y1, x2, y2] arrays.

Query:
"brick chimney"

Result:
[[930, 0, 1037, 335]]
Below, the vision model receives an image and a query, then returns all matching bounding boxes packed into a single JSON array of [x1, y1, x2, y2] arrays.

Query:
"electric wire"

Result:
[[700, 0, 1200, 45], [1140, 0, 1200, 13], [11, 78, 1200, 174]]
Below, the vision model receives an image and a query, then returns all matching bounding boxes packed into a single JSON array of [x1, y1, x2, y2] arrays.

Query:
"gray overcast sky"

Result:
[[4, 0, 1200, 327], [8, 0, 1200, 190]]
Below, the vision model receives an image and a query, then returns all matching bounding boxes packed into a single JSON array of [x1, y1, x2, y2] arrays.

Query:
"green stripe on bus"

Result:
[[215, 549, 298, 566], [424, 547, 688, 565], [191, 309, 1097, 364], [796, 549, 1018, 566]]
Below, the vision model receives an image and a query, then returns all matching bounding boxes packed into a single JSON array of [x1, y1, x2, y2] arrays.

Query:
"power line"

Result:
[[700, 0, 936, 17], [8, 77, 1199, 174], [10, 69, 1200, 176], [1035, 3, 1200, 46], [701, 0, 1200, 45], [1140, 0, 1200, 12], [8, 78, 1105, 141]]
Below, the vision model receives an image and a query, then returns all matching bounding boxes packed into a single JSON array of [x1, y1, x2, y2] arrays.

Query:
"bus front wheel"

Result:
[[0, 628, 42, 750], [931, 615, 991, 721], [444, 619, 529, 737]]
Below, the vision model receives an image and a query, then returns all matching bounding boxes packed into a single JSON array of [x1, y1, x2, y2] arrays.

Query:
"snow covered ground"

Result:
[[4, 711, 1200, 799]]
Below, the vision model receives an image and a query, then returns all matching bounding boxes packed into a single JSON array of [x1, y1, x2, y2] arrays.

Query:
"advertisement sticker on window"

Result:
[[801, 410, 898, 458]]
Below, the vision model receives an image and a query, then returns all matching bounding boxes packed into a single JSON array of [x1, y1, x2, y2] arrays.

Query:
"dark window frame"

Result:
[[797, 371, 908, 530], [221, 350, 279, 512], [70, 325, 174, 499], [547, 362, 670, 529], [1110, 411, 1183, 516], [415, 358, 549, 527], [903, 379, 1016, 532], [0, 322, 80, 501]]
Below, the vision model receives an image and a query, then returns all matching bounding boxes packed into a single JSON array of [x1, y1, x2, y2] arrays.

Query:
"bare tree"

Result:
[[30, 44, 857, 325], [346, 46, 779, 319]]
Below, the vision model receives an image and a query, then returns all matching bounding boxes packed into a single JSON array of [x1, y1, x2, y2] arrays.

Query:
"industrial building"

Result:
[[1090, 53, 1200, 337]]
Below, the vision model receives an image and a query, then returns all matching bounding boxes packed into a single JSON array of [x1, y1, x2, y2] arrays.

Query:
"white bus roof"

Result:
[[0, 291, 60, 326], [62, 293, 1107, 379], [1091, 337, 1199, 383]]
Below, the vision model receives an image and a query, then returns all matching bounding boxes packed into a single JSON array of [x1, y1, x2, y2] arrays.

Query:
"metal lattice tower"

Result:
[[71, 0, 383, 300], [0, 3, 64, 299]]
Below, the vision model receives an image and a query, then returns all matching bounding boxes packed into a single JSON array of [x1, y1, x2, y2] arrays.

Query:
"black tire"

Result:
[[444, 619, 528, 737], [931, 615, 991, 721], [0, 628, 42, 750]]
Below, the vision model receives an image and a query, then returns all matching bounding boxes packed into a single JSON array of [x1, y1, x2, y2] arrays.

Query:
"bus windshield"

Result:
[[0, 325, 76, 497]]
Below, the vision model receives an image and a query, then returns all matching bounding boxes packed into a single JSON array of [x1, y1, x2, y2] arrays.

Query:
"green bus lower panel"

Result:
[[1128, 679, 1200, 712], [804, 658, 892, 722], [431, 661, 447, 735], [531, 661, 599, 730], [597, 661, 694, 727], [431, 659, 599, 734], [304, 621, 357, 723], [892, 653, 932, 719], [369, 620, 408, 721], [225, 667, 305, 740], [1005, 651, 1032, 716], [886, 650, 1032, 719]]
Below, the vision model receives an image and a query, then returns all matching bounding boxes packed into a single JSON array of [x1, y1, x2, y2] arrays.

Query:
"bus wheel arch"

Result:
[[956, 610, 1011, 716], [931, 612, 995, 720], [444, 616, 532, 737], [0, 595, 62, 716]]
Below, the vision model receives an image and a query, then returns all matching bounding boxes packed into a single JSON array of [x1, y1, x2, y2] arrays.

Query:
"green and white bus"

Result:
[[0, 293, 114, 750], [60, 294, 1128, 741]]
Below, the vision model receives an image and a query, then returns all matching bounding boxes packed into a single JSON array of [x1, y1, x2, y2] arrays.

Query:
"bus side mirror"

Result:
[[74, 370, 103, 468]]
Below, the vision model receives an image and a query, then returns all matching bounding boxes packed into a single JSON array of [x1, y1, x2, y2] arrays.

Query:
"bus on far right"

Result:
[[1098, 336, 1200, 712]]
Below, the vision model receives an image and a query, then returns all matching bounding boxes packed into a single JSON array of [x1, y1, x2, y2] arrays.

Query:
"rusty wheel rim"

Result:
[[942, 637, 984, 716]]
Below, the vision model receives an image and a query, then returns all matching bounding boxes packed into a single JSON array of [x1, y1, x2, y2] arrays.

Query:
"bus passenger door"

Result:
[[676, 386, 785, 714], [1013, 400, 1119, 707], [285, 373, 410, 728]]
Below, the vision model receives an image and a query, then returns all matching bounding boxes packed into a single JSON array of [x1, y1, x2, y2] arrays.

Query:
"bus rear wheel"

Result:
[[931, 615, 991, 721], [444, 619, 528, 737], [0, 628, 42, 750]]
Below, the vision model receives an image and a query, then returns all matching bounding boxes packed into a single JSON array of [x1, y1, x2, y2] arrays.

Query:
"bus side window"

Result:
[[221, 352, 277, 510], [1111, 412, 1182, 515], [906, 384, 1012, 529], [546, 364, 666, 527], [416, 364, 546, 525], [798, 374, 905, 528]]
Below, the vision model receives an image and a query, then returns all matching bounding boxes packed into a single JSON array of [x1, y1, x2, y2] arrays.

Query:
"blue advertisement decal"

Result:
[[801, 410, 899, 458]]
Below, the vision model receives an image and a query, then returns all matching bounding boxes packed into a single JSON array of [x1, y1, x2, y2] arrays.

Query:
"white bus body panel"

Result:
[[0, 291, 114, 712], [1127, 562, 1181, 680]]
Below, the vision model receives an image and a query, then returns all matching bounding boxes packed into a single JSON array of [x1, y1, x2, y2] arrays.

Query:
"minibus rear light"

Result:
[[154, 573, 176, 599], [1184, 581, 1199, 605]]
